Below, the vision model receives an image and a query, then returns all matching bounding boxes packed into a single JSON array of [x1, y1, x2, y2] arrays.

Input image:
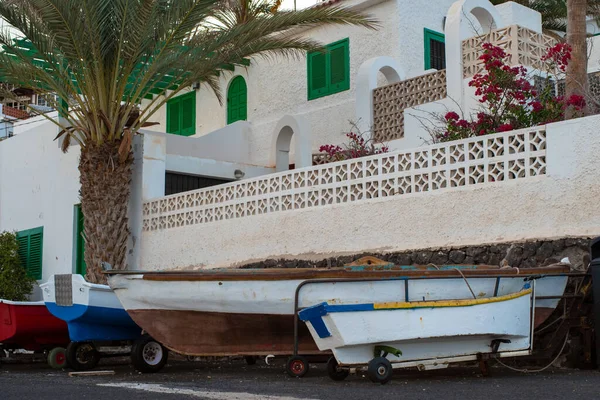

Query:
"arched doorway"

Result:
[[227, 76, 247, 124], [276, 126, 294, 172], [271, 115, 312, 172], [355, 56, 405, 138], [445, 0, 505, 109]]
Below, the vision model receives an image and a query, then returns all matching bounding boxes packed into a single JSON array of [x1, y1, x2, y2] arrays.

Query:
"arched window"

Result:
[[227, 76, 247, 124]]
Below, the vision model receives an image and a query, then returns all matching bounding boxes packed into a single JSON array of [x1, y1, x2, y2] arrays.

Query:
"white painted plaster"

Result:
[[494, 2, 542, 33], [445, 0, 505, 111], [0, 120, 80, 287], [587, 35, 600, 73], [139, 115, 600, 270], [355, 56, 405, 135], [272, 115, 312, 171]]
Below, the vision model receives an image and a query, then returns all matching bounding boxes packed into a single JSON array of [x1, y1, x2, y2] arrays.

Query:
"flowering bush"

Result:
[[318, 130, 388, 163], [435, 42, 585, 142]]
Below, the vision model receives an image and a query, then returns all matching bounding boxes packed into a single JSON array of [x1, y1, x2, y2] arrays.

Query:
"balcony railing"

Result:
[[372, 69, 447, 143], [462, 25, 556, 78], [142, 126, 547, 232]]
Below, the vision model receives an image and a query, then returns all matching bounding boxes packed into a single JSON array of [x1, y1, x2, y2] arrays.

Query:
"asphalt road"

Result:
[[1, 357, 599, 400]]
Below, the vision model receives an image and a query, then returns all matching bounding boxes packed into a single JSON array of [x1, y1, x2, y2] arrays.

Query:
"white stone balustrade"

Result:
[[142, 126, 547, 232]]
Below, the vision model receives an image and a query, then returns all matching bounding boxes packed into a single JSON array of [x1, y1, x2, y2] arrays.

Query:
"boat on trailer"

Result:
[[0, 299, 70, 369], [105, 261, 568, 373], [41, 274, 168, 372], [299, 284, 535, 383]]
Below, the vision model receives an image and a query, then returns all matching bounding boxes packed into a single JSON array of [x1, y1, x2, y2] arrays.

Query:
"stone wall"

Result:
[[240, 237, 593, 271]]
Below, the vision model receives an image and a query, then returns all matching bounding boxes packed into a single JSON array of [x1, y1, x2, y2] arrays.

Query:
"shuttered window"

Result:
[[166, 92, 196, 136], [227, 76, 248, 124], [16, 227, 43, 280], [424, 29, 446, 70], [307, 38, 350, 100]]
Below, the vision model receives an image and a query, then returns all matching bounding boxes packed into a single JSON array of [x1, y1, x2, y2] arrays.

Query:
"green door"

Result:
[[75, 204, 86, 276], [227, 76, 247, 124]]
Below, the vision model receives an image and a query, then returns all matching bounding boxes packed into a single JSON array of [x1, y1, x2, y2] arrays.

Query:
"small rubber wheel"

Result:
[[286, 356, 309, 378], [245, 356, 257, 365], [326, 357, 349, 381], [66, 342, 100, 371], [367, 357, 393, 384], [131, 335, 168, 373], [47, 347, 67, 369]]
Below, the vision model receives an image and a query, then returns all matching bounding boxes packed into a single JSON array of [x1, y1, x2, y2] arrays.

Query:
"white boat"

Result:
[[106, 264, 566, 358], [299, 285, 534, 383]]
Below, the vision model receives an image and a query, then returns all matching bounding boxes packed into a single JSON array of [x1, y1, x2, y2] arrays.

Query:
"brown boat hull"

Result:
[[128, 306, 556, 357]]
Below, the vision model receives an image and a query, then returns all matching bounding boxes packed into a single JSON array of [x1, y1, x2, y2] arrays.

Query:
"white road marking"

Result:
[[98, 382, 319, 400]]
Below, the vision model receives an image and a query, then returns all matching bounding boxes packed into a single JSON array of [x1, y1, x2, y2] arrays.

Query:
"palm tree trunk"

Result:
[[565, 0, 588, 118], [79, 141, 132, 284]]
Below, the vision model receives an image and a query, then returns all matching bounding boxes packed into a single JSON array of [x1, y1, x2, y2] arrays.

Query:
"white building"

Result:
[[1, 0, 599, 293]]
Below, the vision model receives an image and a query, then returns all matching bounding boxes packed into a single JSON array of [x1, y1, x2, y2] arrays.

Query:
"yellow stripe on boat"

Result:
[[373, 288, 532, 310]]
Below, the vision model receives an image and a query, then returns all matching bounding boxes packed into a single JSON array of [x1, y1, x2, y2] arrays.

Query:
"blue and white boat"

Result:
[[40, 274, 141, 342], [40, 274, 168, 373]]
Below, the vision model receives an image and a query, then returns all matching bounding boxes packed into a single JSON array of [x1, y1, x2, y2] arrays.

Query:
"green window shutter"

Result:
[[328, 39, 350, 93], [166, 99, 181, 134], [16, 227, 43, 280], [180, 93, 196, 136], [166, 92, 195, 136], [307, 51, 328, 100], [424, 28, 446, 70], [227, 76, 248, 124], [28, 232, 43, 280], [307, 38, 350, 100], [75, 204, 86, 276], [16, 235, 29, 271]]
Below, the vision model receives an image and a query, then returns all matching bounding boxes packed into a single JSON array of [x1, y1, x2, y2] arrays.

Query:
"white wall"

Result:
[[0, 119, 81, 285], [146, 0, 465, 167], [139, 115, 600, 270]]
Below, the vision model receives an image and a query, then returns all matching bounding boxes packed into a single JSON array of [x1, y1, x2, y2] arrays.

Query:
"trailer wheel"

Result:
[[286, 356, 309, 378], [66, 342, 100, 371], [245, 356, 257, 365], [327, 357, 349, 381], [367, 357, 393, 384], [131, 335, 168, 373], [47, 347, 67, 369]]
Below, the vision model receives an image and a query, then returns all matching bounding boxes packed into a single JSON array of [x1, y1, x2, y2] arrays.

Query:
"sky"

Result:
[[281, 0, 320, 11]]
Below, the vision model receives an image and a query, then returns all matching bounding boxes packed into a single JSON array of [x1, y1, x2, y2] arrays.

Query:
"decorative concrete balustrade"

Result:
[[142, 127, 547, 232], [372, 70, 447, 143], [462, 25, 556, 78], [371, 25, 554, 143]]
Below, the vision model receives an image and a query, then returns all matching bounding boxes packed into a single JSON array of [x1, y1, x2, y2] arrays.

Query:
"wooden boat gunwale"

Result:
[[104, 264, 571, 282]]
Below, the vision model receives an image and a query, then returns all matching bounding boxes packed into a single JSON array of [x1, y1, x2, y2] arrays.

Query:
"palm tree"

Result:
[[0, 0, 375, 283], [216, 0, 284, 26], [565, 0, 589, 117]]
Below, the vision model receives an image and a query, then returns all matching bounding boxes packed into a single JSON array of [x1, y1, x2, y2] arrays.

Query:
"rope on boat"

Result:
[[534, 314, 564, 335], [494, 332, 569, 373], [453, 268, 477, 299]]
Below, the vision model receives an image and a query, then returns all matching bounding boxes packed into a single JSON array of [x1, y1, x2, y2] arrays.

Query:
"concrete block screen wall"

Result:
[[138, 114, 600, 271]]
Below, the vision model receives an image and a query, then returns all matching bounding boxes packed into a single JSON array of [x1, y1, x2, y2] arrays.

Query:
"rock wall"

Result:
[[240, 237, 592, 271]]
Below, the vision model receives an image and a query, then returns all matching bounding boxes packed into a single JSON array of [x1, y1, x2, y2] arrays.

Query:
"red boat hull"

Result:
[[0, 301, 69, 351]]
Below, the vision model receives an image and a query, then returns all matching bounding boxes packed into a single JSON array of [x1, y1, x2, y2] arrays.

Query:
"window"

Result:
[[165, 172, 232, 195], [424, 28, 446, 70], [166, 92, 196, 136], [307, 38, 350, 100], [227, 76, 248, 124], [16, 227, 43, 280], [74, 204, 86, 276], [37, 94, 58, 108]]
